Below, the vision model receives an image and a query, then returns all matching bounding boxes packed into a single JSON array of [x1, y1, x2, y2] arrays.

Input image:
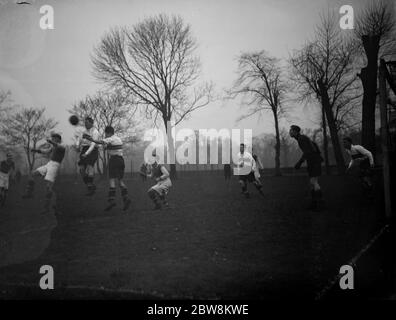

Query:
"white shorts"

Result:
[[150, 178, 172, 195], [35, 161, 60, 183], [0, 172, 9, 190]]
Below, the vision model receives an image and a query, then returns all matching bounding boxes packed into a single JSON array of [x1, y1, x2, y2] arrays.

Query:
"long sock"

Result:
[[86, 176, 95, 190], [108, 187, 116, 203], [254, 182, 262, 190], [148, 189, 160, 206], [159, 194, 168, 206], [44, 190, 53, 209], [24, 179, 35, 196], [121, 186, 129, 202]]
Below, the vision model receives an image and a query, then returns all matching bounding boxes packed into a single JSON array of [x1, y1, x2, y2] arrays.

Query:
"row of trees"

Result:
[[0, 91, 57, 172], [86, 1, 394, 177], [1, 1, 394, 177], [228, 2, 395, 175], [0, 88, 142, 175]]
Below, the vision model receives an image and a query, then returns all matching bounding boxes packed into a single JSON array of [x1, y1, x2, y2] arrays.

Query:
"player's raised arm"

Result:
[[46, 138, 59, 147], [32, 142, 52, 155], [82, 133, 105, 145]]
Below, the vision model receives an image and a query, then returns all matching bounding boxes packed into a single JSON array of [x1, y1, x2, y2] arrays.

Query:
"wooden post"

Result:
[[379, 59, 392, 219]]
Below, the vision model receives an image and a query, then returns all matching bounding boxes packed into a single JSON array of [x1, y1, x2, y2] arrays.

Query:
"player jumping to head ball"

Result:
[[83, 126, 131, 212], [0, 153, 15, 208], [22, 133, 65, 214], [236, 143, 264, 198], [289, 125, 324, 211], [146, 152, 172, 210], [77, 117, 100, 196]]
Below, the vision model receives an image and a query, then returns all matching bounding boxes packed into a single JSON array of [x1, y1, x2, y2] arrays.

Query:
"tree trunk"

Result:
[[281, 137, 289, 168], [26, 136, 34, 173], [322, 106, 330, 175], [318, 81, 345, 174], [359, 35, 380, 156], [273, 111, 281, 176], [26, 149, 32, 173], [164, 118, 177, 179]]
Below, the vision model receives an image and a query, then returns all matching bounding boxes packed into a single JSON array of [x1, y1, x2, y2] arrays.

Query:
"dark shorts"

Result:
[[109, 155, 125, 179], [359, 158, 372, 177], [78, 146, 99, 167], [239, 171, 255, 183], [307, 158, 322, 177]]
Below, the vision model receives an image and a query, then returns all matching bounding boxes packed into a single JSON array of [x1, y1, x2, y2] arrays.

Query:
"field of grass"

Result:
[[0, 171, 390, 299]]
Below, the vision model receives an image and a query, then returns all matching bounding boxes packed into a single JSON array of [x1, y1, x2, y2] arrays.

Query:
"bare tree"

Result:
[[0, 90, 12, 152], [1, 107, 57, 172], [70, 90, 141, 176], [91, 14, 213, 178], [228, 51, 287, 176], [355, 0, 396, 155], [289, 12, 360, 174], [0, 90, 11, 115]]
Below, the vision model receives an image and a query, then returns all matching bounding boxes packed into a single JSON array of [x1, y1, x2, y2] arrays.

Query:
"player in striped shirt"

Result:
[[83, 126, 131, 211]]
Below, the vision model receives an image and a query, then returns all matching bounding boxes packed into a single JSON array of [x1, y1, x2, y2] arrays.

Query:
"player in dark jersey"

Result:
[[83, 126, 131, 212], [22, 133, 66, 214], [290, 125, 324, 211], [0, 153, 15, 207], [146, 152, 172, 210]]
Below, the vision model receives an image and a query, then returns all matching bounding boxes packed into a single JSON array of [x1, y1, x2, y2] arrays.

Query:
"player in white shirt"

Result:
[[146, 150, 172, 210], [343, 137, 374, 191], [83, 126, 131, 211], [235, 144, 264, 198], [77, 117, 100, 196]]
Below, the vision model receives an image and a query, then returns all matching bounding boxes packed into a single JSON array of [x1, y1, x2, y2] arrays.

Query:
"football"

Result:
[[69, 115, 79, 126]]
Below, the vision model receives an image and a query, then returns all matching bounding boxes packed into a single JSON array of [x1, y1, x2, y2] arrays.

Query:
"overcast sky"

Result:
[[0, 0, 375, 143]]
